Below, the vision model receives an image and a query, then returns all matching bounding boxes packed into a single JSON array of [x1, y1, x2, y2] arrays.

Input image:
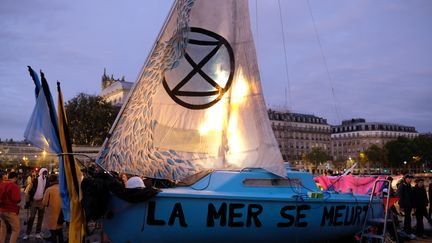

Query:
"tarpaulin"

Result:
[[314, 175, 386, 194]]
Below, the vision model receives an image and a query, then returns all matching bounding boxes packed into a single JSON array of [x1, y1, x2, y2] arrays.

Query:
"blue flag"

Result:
[[24, 68, 71, 221], [24, 70, 61, 153], [27, 66, 41, 99]]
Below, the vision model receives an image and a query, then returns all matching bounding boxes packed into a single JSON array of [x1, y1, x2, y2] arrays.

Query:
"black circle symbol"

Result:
[[163, 27, 235, 110]]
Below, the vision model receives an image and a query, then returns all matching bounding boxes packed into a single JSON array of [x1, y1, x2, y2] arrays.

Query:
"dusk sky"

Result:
[[1, 0, 431, 140]]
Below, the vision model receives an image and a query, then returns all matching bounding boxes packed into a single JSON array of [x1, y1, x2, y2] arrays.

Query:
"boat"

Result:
[[94, 0, 384, 242]]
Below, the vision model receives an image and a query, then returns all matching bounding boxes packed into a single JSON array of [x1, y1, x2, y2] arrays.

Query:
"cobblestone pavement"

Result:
[[403, 214, 432, 243]]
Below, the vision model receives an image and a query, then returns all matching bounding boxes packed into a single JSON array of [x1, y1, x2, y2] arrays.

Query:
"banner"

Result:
[[315, 175, 386, 194]]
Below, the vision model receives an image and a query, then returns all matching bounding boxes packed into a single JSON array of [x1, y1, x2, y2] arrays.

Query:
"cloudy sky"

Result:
[[1, 0, 431, 140]]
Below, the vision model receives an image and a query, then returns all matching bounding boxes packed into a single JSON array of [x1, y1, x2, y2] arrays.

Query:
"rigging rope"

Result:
[[277, 0, 292, 110], [306, 0, 341, 121], [255, 0, 259, 49]]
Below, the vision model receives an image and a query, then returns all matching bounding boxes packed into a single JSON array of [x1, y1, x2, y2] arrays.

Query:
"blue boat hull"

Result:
[[102, 170, 383, 242]]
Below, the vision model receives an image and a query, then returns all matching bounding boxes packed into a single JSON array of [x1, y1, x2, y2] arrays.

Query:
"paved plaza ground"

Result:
[[9, 210, 432, 243]]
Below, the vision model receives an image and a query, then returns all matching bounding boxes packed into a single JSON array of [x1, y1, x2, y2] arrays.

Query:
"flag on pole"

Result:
[[27, 66, 42, 98], [57, 81, 85, 243], [24, 67, 71, 226], [24, 69, 61, 154]]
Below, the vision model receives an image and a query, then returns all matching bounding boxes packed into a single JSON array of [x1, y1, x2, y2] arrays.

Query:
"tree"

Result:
[[304, 147, 331, 166], [411, 134, 432, 170], [364, 144, 387, 168], [333, 156, 347, 171], [384, 136, 413, 169], [65, 93, 120, 146]]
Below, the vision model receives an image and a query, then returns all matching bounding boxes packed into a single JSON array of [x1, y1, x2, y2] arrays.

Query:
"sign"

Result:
[[145, 201, 369, 228]]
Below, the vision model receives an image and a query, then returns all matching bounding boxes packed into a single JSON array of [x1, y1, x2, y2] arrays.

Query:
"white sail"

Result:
[[98, 0, 285, 179]]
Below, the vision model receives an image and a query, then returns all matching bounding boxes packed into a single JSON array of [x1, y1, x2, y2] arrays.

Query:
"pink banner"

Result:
[[314, 175, 386, 194]]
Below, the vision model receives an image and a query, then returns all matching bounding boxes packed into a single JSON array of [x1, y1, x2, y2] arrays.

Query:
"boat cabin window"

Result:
[[176, 169, 213, 187], [143, 170, 213, 188], [243, 178, 302, 187]]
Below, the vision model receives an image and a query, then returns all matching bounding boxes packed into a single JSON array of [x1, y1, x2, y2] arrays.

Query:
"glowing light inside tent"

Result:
[[226, 69, 249, 166], [198, 66, 250, 165], [198, 100, 226, 136], [198, 64, 229, 136], [214, 63, 229, 88], [229, 69, 249, 101]]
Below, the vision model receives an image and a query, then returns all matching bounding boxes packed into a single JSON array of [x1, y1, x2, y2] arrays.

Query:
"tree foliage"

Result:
[[384, 136, 414, 168], [411, 134, 432, 167], [65, 93, 120, 146], [305, 147, 331, 166], [364, 144, 387, 167]]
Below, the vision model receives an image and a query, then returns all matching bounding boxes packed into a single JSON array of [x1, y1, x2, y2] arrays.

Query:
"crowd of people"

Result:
[[0, 168, 148, 243], [0, 168, 64, 243], [395, 174, 432, 239]]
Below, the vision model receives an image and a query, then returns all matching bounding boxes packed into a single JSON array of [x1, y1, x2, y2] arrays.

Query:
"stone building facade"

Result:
[[0, 141, 99, 169], [331, 118, 418, 162], [268, 110, 332, 162], [100, 69, 133, 106]]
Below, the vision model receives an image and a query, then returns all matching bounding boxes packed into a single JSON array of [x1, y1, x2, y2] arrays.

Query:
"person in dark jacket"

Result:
[[413, 178, 431, 238], [397, 174, 415, 237]]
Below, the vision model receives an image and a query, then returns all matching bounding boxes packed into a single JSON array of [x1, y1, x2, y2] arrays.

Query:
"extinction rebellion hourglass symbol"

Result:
[[163, 27, 235, 110]]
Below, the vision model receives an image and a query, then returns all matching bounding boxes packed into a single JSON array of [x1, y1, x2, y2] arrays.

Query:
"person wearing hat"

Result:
[[412, 178, 431, 238], [126, 176, 146, 189], [397, 174, 416, 239]]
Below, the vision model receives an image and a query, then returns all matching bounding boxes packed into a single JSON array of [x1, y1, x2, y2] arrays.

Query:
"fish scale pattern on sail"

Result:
[[98, 0, 286, 179], [99, 0, 198, 179]]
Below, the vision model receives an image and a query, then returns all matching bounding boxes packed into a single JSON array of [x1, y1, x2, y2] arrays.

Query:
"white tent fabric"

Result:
[[98, 0, 285, 179]]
